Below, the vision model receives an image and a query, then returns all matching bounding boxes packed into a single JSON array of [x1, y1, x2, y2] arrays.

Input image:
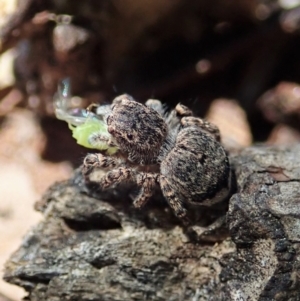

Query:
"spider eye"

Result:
[[127, 133, 133, 140]]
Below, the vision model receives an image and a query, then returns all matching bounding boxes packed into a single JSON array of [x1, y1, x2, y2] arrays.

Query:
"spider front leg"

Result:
[[82, 153, 122, 178], [101, 169, 159, 206], [88, 132, 117, 150], [181, 116, 221, 142], [95, 168, 159, 209]]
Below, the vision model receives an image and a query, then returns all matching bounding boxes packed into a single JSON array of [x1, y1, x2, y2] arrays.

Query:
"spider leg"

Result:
[[189, 215, 227, 240], [145, 99, 165, 116], [88, 132, 117, 149], [181, 116, 221, 142], [99, 169, 160, 208], [174, 103, 193, 117], [159, 175, 188, 220], [133, 173, 160, 208], [82, 153, 122, 177], [100, 167, 135, 189], [165, 103, 193, 132]]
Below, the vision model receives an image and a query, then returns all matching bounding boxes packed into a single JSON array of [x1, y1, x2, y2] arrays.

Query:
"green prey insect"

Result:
[[54, 79, 118, 155]]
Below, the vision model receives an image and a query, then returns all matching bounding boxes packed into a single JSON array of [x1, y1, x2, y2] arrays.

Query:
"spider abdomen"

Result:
[[160, 127, 230, 206]]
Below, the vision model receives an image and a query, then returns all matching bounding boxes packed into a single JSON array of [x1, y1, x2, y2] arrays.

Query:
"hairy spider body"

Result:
[[83, 94, 231, 220], [107, 95, 167, 165], [160, 126, 230, 206]]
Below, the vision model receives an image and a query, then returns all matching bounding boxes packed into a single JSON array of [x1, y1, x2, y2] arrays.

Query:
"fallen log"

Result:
[[4, 145, 300, 300]]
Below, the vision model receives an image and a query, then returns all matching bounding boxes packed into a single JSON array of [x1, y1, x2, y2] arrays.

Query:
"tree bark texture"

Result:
[[4, 145, 300, 301]]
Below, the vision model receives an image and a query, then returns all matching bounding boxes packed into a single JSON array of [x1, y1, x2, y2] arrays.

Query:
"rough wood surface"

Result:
[[3, 145, 300, 301]]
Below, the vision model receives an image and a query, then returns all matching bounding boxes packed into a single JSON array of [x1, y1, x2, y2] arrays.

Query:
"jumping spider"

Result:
[[82, 94, 231, 221]]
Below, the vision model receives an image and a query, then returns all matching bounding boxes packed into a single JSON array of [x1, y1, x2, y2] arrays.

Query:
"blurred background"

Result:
[[1, 0, 300, 299]]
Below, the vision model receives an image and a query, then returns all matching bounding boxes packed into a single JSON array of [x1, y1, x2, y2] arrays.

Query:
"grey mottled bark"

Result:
[[4, 145, 300, 301]]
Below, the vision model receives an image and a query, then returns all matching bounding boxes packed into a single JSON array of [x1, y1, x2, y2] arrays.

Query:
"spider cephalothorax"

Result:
[[80, 94, 231, 221], [106, 94, 167, 165]]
